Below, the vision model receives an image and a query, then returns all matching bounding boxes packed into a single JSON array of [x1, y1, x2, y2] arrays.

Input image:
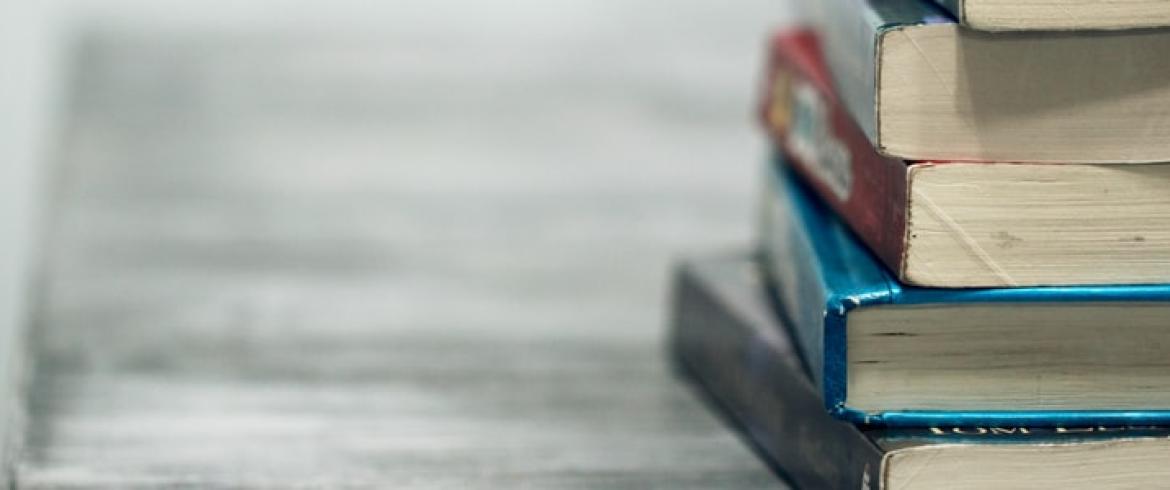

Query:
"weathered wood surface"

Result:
[[19, 3, 787, 487]]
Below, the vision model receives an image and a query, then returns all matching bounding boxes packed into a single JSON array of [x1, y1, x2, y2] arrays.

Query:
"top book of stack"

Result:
[[802, 0, 1170, 163], [932, 0, 1170, 31]]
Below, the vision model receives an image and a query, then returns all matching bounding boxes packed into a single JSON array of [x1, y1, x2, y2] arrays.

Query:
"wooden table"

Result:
[[18, 3, 788, 486]]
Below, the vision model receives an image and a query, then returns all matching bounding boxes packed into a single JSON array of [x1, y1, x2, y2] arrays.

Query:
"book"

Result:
[[796, 0, 1170, 163], [760, 154, 1170, 427], [669, 253, 1170, 490], [761, 29, 1170, 288], [930, 0, 1170, 31]]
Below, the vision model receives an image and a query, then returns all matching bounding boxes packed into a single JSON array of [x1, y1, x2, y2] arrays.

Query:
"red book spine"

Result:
[[760, 30, 909, 278]]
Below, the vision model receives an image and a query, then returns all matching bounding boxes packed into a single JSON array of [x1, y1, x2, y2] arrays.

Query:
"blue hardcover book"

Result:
[[796, 0, 1170, 163], [670, 253, 1170, 489], [761, 154, 1170, 427]]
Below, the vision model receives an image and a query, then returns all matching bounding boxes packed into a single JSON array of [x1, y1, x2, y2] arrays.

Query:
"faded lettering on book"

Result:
[[782, 79, 853, 201]]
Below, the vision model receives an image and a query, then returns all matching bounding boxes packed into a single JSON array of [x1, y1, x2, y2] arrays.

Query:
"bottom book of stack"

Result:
[[668, 255, 1170, 490]]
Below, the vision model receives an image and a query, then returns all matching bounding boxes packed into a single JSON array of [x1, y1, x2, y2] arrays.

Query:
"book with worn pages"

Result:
[[796, 0, 1170, 163], [930, 0, 1170, 31], [760, 155, 1170, 427], [669, 253, 1170, 490], [761, 29, 1170, 288]]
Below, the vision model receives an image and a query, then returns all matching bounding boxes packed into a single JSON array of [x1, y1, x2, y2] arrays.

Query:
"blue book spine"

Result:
[[760, 154, 1170, 427]]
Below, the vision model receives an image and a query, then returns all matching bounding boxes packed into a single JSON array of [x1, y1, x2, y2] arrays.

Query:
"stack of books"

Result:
[[669, 0, 1170, 488]]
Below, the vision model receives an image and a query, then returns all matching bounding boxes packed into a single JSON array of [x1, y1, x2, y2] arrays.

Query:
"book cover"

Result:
[[798, 0, 948, 148], [760, 29, 908, 280], [669, 254, 1170, 489], [669, 254, 882, 489], [760, 155, 1170, 427], [762, 28, 1170, 289], [795, 0, 1170, 163]]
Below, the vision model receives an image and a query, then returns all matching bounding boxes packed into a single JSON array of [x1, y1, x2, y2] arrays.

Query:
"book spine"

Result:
[[669, 258, 884, 490], [757, 161, 830, 391], [759, 157, 896, 418], [761, 30, 909, 278]]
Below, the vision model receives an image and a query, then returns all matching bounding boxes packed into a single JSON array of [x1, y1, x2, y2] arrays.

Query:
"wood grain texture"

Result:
[[16, 2, 786, 488]]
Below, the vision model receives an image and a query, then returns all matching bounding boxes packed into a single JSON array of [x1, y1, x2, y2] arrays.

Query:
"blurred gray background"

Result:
[[5, 1, 794, 487]]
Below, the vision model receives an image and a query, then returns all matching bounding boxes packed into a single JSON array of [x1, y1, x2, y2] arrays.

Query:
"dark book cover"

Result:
[[669, 253, 1170, 489], [669, 254, 882, 489]]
